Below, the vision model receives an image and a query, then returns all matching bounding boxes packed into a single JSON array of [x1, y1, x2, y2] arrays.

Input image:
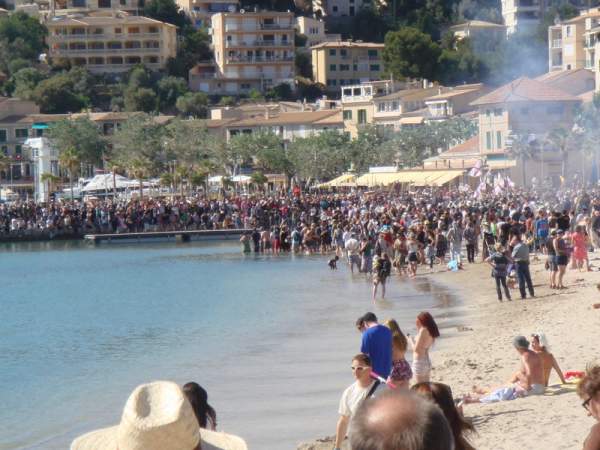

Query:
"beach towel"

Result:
[[480, 387, 518, 403], [447, 259, 459, 272]]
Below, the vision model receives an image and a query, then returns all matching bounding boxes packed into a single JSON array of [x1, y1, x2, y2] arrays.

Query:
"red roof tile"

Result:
[[470, 77, 580, 106]]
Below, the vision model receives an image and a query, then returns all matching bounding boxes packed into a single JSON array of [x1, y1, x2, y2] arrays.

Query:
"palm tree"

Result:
[[106, 161, 122, 198], [546, 128, 571, 179], [40, 173, 60, 202], [190, 168, 209, 194], [127, 158, 151, 199], [251, 171, 268, 193], [507, 132, 538, 187], [175, 165, 190, 196], [58, 147, 81, 200]]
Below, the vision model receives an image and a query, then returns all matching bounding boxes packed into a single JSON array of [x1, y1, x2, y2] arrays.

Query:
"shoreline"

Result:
[[299, 256, 600, 450]]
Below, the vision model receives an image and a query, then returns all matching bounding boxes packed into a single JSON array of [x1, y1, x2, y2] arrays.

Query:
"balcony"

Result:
[[49, 32, 160, 41], [226, 55, 294, 63], [54, 47, 161, 54], [259, 23, 291, 30], [225, 40, 291, 47], [585, 37, 596, 48], [551, 39, 562, 49]]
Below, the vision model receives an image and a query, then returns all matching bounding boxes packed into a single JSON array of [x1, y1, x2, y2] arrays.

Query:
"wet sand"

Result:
[[299, 255, 600, 450]]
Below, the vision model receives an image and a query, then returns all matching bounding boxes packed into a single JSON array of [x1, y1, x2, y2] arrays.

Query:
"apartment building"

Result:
[[175, 0, 238, 29], [501, 0, 543, 34], [311, 41, 384, 90], [295, 16, 341, 48], [46, 11, 177, 74], [470, 77, 581, 184], [311, 0, 371, 17], [208, 11, 295, 93], [424, 84, 487, 121]]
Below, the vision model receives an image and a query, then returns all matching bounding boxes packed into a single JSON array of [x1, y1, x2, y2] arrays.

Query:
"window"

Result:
[[485, 109, 491, 117], [367, 49, 378, 57], [566, 25, 572, 37], [1, 145, 7, 155], [520, 107, 529, 114], [329, 64, 336, 71], [343, 88, 352, 96], [340, 49, 347, 57], [358, 109, 367, 124], [15, 129, 28, 138], [327, 79, 337, 86], [353, 64, 357, 71], [241, 83, 251, 89], [377, 102, 385, 112], [115, 27, 122, 34], [15, 144, 22, 156], [486, 131, 492, 150], [148, 26, 158, 33], [343, 110, 352, 120], [329, 49, 336, 56], [493, 108, 502, 116], [339, 64, 350, 71], [370, 64, 380, 71], [332, 5, 338, 12], [391, 101, 399, 111], [0, 130, 6, 142], [496, 131, 502, 148], [547, 105, 564, 114], [339, 79, 346, 86], [353, 87, 361, 95]]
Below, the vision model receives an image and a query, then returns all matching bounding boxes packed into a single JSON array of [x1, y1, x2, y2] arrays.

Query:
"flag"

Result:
[[468, 160, 483, 178]]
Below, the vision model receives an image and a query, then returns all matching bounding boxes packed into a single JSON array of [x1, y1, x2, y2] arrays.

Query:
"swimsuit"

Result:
[[412, 356, 432, 380], [390, 358, 413, 381]]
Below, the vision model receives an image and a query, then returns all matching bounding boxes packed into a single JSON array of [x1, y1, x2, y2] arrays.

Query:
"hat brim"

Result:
[[71, 426, 247, 450]]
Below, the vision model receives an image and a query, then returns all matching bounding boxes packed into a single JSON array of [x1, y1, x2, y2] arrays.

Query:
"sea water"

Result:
[[0, 241, 461, 450]]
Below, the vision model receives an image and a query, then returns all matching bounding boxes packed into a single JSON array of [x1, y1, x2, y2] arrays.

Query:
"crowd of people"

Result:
[[43, 184, 600, 450]]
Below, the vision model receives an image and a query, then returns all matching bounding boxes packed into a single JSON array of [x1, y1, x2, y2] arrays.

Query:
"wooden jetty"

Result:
[[84, 229, 249, 244]]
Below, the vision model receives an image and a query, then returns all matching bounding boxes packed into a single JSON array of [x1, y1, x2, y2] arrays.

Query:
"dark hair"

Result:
[[353, 353, 372, 367], [349, 390, 453, 450], [361, 312, 378, 323], [417, 312, 440, 339], [577, 364, 600, 400], [183, 382, 217, 430], [412, 382, 475, 450]]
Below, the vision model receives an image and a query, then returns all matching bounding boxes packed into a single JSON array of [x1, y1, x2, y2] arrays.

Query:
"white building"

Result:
[[24, 137, 59, 202], [501, 0, 542, 34]]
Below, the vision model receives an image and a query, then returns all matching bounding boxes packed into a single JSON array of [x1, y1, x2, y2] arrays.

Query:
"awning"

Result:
[[487, 159, 517, 169], [356, 170, 464, 187], [32, 123, 49, 129], [318, 173, 357, 188]]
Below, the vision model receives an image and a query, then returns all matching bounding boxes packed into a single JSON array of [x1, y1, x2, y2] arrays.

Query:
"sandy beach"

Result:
[[300, 254, 600, 450]]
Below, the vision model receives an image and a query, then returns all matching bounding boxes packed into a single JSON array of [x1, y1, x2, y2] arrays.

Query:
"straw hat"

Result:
[[71, 381, 247, 450]]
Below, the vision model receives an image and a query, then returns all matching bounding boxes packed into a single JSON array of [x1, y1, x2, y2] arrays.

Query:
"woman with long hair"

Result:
[[384, 319, 412, 388], [409, 311, 440, 383], [412, 382, 476, 450], [182, 382, 217, 430]]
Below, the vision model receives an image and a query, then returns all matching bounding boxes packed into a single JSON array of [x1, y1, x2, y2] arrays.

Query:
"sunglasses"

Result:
[[351, 366, 368, 372], [583, 397, 592, 412]]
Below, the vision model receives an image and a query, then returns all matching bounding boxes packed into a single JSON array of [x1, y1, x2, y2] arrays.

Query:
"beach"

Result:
[[300, 255, 600, 450]]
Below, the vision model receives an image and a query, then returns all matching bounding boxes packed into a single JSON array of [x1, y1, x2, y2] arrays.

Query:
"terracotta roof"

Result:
[[535, 68, 591, 82], [47, 13, 176, 28], [310, 41, 384, 50], [578, 90, 596, 103], [0, 112, 174, 124], [227, 109, 342, 127], [443, 136, 479, 155], [449, 20, 506, 29], [564, 10, 600, 23], [375, 87, 439, 102], [425, 85, 484, 101], [470, 77, 580, 106]]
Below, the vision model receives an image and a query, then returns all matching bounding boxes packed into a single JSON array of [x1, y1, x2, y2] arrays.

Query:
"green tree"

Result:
[[175, 92, 209, 117], [157, 75, 189, 111], [124, 87, 158, 112], [0, 12, 47, 72], [11, 67, 47, 100], [248, 88, 264, 101], [46, 117, 107, 166], [295, 52, 312, 79], [112, 113, 167, 173], [227, 131, 289, 175], [507, 132, 539, 187], [350, 7, 390, 42], [437, 35, 487, 85], [250, 171, 268, 192], [40, 172, 60, 199], [58, 147, 81, 199], [167, 28, 212, 78], [545, 128, 572, 179], [163, 118, 212, 167], [383, 27, 441, 81], [296, 77, 324, 102], [219, 96, 236, 106], [0, 152, 10, 186], [267, 83, 293, 100], [143, 0, 188, 28], [287, 131, 350, 182], [33, 73, 87, 113], [127, 157, 153, 198]]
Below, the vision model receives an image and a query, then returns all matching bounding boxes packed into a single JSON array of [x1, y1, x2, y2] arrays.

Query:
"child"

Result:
[[425, 238, 435, 270], [328, 255, 339, 270]]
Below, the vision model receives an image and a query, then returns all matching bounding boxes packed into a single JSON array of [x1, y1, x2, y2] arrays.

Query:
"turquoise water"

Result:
[[0, 241, 461, 450]]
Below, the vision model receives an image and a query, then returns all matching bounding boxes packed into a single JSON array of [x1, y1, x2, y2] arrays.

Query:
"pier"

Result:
[[84, 229, 249, 244]]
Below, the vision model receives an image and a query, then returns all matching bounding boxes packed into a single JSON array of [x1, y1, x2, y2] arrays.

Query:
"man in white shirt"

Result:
[[345, 233, 361, 274], [334, 353, 383, 450]]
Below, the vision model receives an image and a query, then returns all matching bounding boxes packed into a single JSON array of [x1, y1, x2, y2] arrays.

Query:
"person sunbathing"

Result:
[[530, 333, 566, 386], [462, 336, 545, 404]]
